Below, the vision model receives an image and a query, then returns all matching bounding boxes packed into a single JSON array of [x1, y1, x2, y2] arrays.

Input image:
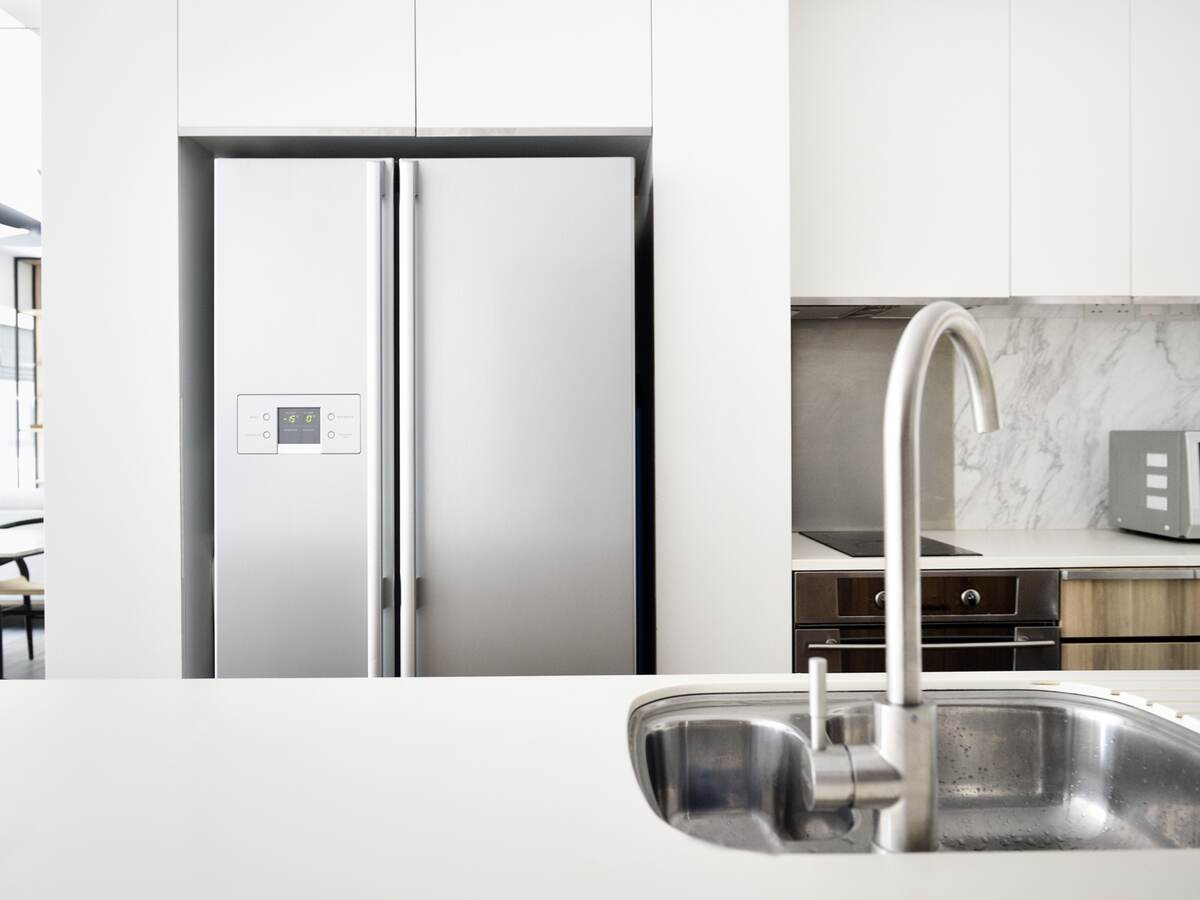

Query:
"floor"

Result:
[[1, 617, 44, 679]]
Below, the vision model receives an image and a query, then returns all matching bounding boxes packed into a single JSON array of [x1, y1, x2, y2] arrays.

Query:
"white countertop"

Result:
[[3, 671, 1200, 898], [793, 528, 1200, 571]]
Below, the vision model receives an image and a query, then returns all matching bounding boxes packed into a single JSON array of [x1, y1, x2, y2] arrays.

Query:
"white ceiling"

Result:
[[0, 0, 40, 30], [0, 6, 40, 226]]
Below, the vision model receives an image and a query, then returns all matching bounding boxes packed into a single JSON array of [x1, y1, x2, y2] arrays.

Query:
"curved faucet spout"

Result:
[[883, 302, 1000, 708], [801, 301, 1001, 854]]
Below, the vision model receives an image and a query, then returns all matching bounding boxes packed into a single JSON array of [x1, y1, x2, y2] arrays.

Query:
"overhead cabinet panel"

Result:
[[1011, 0, 1130, 297], [1132, 0, 1200, 296], [414, 0, 651, 132], [178, 0, 416, 132], [790, 0, 1010, 299]]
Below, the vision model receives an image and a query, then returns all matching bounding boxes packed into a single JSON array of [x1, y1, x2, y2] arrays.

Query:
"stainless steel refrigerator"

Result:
[[214, 157, 637, 677]]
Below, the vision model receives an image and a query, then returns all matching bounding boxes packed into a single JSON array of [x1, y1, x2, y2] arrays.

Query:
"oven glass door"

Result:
[[795, 625, 1061, 673]]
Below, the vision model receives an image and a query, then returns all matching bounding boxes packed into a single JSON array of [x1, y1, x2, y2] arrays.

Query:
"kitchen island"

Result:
[[2, 671, 1200, 898]]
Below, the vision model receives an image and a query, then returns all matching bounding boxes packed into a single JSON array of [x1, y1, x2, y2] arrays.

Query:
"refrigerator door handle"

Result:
[[366, 160, 391, 678], [397, 160, 418, 677], [378, 161, 396, 676]]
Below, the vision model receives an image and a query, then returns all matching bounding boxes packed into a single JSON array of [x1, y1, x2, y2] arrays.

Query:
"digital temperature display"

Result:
[[277, 407, 320, 444]]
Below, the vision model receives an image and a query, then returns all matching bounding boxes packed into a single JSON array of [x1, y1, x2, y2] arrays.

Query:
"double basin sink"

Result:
[[629, 690, 1200, 852]]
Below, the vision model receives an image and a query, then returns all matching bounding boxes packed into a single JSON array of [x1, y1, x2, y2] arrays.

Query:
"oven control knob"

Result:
[[873, 590, 886, 610], [960, 588, 982, 608]]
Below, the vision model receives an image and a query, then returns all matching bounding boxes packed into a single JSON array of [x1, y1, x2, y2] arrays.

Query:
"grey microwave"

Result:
[[1109, 431, 1200, 539]]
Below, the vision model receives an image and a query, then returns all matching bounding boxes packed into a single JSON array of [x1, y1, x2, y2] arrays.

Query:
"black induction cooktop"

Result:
[[799, 530, 980, 558]]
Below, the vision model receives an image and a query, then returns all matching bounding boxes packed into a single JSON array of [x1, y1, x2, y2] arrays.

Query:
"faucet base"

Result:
[[871, 701, 939, 853]]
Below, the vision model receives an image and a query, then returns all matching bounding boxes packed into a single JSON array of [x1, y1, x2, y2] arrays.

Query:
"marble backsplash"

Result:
[[954, 309, 1200, 529]]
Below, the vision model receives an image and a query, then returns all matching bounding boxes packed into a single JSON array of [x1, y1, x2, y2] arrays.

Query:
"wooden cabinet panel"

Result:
[[1062, 579, 1200, 638], [1062, 642, 1200, 670]]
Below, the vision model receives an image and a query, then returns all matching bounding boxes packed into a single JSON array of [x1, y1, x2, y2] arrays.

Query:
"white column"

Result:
[[43, 0, 183, 676], [651, 0, 793, 672]]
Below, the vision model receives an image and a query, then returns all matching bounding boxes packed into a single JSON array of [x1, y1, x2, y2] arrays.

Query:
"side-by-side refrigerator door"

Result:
[[214, 158, 394, 677], [401, 157, 636, 676]]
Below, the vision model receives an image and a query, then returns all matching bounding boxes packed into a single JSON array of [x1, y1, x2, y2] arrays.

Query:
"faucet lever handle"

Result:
[[809, 657, 828, 751]]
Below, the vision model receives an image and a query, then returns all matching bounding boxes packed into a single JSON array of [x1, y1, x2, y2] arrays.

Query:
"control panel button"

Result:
[[238, 394, 360, 455], [236, 395, 281, 454], [321, 395, 361, 454]]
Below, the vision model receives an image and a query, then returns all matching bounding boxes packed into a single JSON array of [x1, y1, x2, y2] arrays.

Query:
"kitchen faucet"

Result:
[[800, 301, 1001, 853]]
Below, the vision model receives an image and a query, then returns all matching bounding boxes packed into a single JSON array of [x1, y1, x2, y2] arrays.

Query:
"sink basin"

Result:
[[629, 690, 1200, 852]]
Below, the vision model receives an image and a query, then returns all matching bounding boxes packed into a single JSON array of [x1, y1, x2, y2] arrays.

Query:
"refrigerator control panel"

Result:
[[236, 394, 361, 455]]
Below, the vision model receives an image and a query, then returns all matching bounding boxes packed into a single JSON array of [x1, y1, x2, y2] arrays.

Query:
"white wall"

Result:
[[42, 0, 183, 677], [651, 0, 792, 673], [0, 12, 41, 225]]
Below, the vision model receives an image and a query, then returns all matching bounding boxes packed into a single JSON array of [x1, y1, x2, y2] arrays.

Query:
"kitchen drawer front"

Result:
[[793, 569, 1059, 624], [1062, 641, 1200, 670], [1061, 578, 1200, 638]]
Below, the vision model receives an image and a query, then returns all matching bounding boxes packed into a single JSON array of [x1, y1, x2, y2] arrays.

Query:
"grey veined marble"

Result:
[[954, 314, 1200, 529]]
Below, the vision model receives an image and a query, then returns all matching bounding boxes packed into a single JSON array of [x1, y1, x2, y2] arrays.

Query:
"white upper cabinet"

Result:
[[178, 0, 416, 132], [414, 0, 651, 133], [1132, 0, 1200, 296], [790, 0, 1010, 299], [1011, 0, 1130, 297]]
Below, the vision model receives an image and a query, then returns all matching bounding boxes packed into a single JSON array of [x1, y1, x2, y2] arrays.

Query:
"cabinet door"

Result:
[[1132, 0, 1200, 296], [790, 0, 1009, 298], [1062, 577, 1200, 637], [179, 0, 416, 132], [1011, 0, 1130, 297], [415, 0, 651, 133], [1063, 642, 1200, 670]]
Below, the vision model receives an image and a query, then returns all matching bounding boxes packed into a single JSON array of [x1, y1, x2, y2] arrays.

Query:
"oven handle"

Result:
[[808, 639, 1057, 651]]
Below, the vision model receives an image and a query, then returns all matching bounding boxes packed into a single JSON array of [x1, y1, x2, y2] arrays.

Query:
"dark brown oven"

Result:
[[793, 569, 1061, 673]]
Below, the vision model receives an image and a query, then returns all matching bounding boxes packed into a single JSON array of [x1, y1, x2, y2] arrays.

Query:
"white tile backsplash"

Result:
[[954, 313, 1200, 528]]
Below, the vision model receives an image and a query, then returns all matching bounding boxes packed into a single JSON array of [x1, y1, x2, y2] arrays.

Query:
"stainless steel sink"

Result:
[[629, 690, 1200, 852]]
